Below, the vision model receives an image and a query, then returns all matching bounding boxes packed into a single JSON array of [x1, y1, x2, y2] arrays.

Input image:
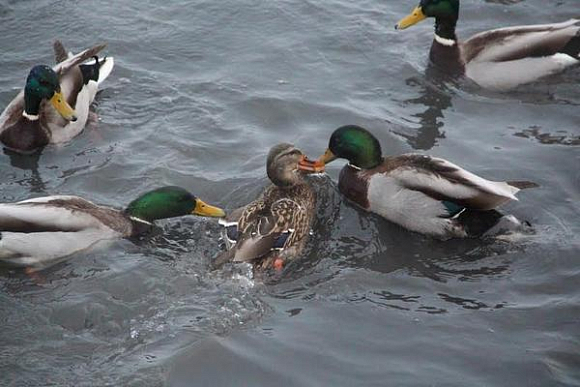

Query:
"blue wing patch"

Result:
[[441, 201, 465, 218], [225, 225, 238, 244], [273, 230, 292, 250]]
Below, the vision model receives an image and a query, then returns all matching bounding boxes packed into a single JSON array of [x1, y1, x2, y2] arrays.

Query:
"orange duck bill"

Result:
[[297, 155, 326, 173]]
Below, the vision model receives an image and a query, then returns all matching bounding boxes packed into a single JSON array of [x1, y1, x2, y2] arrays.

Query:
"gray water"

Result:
[[1, 0, 579, 385]]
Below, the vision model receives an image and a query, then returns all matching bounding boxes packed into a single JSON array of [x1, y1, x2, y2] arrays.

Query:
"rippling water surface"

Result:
[[1, 0, 579, 385]]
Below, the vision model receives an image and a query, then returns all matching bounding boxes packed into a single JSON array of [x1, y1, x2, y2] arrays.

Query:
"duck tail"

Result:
[[96, 56, 114, 85], [78, 55, 115, 86], [560, 27, 580, 59]]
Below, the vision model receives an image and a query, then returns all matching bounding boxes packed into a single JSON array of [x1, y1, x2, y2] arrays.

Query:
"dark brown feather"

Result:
[[338, 165, 370, 209], [507, 180, 539, 190], [53, 40, 68, 63]]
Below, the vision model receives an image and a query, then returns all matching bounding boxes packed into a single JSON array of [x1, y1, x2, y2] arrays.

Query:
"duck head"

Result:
[[395, 0, 459, 31], [314, 125, 383, 170], [124, 186, 225, 222], [268, 143, 319, 188], [23, 65, 77, 121]]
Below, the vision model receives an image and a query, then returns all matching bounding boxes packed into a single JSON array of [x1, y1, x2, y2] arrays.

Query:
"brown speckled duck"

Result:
[[395, 0, 580, 90], [0, 40, 114, 153], [0, 187, 224, 269], [305, 125, 537, 239], [213, 143, 318, 270]]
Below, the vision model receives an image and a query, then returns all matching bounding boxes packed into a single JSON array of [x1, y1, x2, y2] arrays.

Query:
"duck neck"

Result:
[[429, 17, 463, 76], [351, 152, 382, 170], [23, 90, 42, 121], [434, 17, 457, 45]]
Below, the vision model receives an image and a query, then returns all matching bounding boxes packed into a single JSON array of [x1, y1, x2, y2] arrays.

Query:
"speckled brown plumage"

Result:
[[214, 144, 318, 270]]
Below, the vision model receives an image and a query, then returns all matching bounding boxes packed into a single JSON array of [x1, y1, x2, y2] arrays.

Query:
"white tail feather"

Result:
[[97, 57, 114, 86]]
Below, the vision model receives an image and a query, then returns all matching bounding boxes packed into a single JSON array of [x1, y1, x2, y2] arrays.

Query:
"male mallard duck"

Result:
[[303, 125, 537, 239], [0, 40, 114, 153], [0, 186, 224, 269], [395, 0, 580, 90], [213, 144, 319, 270]]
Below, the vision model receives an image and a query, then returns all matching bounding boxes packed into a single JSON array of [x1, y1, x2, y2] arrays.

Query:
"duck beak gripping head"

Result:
[[50, 89, 77, 122], [193, 199, 226, 218], [318, 148, 337, 165], [395, 6, 427, 30], [297, 154, 326, 173]]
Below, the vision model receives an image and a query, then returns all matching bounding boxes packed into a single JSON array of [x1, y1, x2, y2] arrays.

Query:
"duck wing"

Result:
[[0, 196, 128, 268], [54, 43, 107, 78], [462, 19, 580, 89], [464, 19, 580, 63], [382, 154, 537, 211], [53, 40, 69, 63], [0, 196, 128, 233], [213, 197, 305, 267], [234, 198, 304, 263]]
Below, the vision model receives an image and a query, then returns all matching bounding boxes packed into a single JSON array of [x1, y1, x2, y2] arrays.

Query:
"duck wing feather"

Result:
[[379, 154, 536, 210], [0, 196, 130, 234], [462, 19, 580, 89]]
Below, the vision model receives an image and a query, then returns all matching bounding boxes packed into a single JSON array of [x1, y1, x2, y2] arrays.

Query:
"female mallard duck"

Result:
[[0, 40, 114, 153], [213, 143, 319, 270], [395, 0, 580, 90], [304, 125, 537, 239], [0, 186, 225, 269]]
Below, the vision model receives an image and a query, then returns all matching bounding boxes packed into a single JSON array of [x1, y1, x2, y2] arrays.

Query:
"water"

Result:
[[1, 0, 579, 385]]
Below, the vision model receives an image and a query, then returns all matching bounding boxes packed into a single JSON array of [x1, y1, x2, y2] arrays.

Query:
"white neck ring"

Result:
[[434, 33, 456, 47], [22, 111, 39, 121]]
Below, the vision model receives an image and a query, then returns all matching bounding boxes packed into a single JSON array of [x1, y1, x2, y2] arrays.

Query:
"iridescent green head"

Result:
[[396, 0, 459, 31], [124, 186, 225, 222], [23, 65, 77, 121], [318, 125, 383, 169]]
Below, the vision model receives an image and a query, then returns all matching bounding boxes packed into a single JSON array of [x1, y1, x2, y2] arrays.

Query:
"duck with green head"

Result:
[[0, 186, 224, 269], [395, 0, 580, 90], [304, 125, 537, 239], [0, 40, 114, 153]]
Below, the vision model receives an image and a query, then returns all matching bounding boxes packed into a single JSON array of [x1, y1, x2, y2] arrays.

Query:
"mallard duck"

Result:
[[0, 40, 114, 153], [303, 125, 537, 239], [213, 144, 319, 270], [0, 186, 225, 269], [395, 0, 580, 90]]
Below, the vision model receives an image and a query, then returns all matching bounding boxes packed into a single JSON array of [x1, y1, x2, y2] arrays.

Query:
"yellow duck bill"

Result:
[[193, 199, 226, 218], [50, 91, 77, 122], [395, 6, 427, 30]]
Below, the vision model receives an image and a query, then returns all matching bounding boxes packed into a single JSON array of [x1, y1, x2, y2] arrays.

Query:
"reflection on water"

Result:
[[2, 148, 46, 193], [512, 125, 580, 146], [396, 74, 453, 150]]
